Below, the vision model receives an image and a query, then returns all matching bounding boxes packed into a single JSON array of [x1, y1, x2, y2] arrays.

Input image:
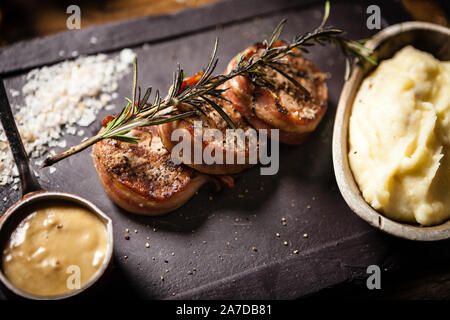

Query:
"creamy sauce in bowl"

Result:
[[1, 201, 108, 296], [348, 46, 450, 226]]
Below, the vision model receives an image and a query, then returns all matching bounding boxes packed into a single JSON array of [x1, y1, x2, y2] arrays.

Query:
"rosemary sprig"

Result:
[[42, 1, 376, 167]]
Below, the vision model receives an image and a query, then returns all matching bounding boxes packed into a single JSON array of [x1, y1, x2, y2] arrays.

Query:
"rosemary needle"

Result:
[[42, 1, 376, 168]]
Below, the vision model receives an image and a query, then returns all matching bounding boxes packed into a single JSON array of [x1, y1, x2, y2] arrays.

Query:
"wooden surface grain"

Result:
[[0, 0, 447, 45], [0, 0, 222, 45]]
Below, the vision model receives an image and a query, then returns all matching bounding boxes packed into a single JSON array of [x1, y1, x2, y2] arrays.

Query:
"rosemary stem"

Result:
[[136, 105, 160, 119], [105, 118, 149, 137], [41, 134, 103, 168]]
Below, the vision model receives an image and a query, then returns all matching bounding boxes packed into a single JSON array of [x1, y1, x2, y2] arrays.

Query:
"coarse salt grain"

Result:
[[0, 49, 135, 186], [65, 126, 77, 135], [89, 36, 98, 45], [119, 49, 136, 66], [9, 89, 20, 97]]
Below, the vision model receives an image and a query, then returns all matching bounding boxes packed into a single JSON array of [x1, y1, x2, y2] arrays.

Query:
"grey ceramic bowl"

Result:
[[332, 22, 450, 241]]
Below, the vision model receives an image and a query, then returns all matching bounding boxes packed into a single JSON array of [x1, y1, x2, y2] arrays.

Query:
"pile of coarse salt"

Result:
[[0, 48, 136, 188]]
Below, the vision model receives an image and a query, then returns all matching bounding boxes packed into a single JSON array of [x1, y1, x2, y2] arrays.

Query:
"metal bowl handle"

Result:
[[0, 79, 42, 195]]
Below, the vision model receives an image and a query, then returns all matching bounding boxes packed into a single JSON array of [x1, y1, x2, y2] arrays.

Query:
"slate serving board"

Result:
[[1, 0, 449, 299]]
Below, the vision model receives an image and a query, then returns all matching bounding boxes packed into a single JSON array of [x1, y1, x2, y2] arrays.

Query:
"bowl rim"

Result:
[[332, 21, 450, 241], [0, 191, 114, 299]]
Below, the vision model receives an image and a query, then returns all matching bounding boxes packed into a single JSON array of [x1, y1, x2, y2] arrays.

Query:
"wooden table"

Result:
[[0, 0, 447, 45]]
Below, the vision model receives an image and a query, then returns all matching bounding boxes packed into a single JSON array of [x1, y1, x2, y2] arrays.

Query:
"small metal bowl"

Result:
[[332, 22, 450, 241], [0, 191, 114, 300], [0, 78, 114, 299]]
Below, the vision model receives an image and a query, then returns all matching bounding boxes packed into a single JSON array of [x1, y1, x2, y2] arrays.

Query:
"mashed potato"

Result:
[[348, 46, 450, 226]]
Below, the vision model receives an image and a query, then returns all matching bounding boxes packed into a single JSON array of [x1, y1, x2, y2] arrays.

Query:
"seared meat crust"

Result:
[[93, 126, 216, 215], [225, 43, 328, 144], [158, 83, 257, 175]]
